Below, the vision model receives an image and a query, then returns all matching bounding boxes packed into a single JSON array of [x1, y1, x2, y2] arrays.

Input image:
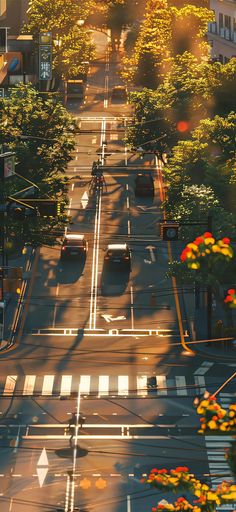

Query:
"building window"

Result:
[[225, 15, 231, 39], [219, 13, 223, 30]]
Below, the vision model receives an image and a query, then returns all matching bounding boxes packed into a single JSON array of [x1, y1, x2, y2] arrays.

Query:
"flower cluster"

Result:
[[196, 395, 236, 434], [144, 467, 236, 512], [224, 288, 236, 308], [152, 497, 200, 512], [180, 232, 233, 270]]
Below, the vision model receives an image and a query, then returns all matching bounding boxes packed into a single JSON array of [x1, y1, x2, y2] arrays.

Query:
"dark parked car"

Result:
[[104, 243, 131, 271], [134, 172, 154, 197], [111, 86, 127, 103], [61, 234, 88, 260]]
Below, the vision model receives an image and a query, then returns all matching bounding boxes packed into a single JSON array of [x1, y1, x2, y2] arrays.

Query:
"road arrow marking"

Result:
[[101, 314, 126, 323], [81, 191, 89, 209], [37, 447, 48, 466], [37, 466, 48, 487], [146, 245, 156, 262]]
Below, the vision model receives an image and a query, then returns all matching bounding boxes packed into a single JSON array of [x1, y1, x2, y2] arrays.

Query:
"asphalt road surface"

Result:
[[0, 30, 235, 512]]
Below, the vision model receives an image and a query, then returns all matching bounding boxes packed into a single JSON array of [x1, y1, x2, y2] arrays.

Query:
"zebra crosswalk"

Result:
[[205, 391, 235, 501], [1, 373, 207, 398]]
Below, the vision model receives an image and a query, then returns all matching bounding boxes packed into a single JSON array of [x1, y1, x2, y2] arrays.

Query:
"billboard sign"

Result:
[[0, 152, 15, 179]]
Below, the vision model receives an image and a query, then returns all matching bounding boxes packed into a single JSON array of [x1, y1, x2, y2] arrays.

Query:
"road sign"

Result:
[[39, 45, 52, 80], [81, 191, 89, 209], [0, 152, 15, 179]]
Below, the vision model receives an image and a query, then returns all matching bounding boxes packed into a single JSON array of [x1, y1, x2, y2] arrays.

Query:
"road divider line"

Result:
[[15, 249, 40, 345]]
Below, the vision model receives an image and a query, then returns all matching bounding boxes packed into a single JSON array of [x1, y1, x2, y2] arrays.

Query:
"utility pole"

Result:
[[207, 215, 213, 341]]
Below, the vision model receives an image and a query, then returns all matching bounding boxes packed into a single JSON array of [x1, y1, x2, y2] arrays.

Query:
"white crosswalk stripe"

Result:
[[1, 373, 204, 397], [205, 436, 232, 486]]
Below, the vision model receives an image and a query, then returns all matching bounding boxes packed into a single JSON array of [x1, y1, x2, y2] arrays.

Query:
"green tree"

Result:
[[0, 84, 77, 247], [24, 0, 92, 37], [54, 26, 95, 81]]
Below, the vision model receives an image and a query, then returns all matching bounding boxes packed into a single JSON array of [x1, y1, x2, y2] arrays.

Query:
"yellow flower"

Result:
[[221, 492, 236, 500], [204, 237, 215, 245], [194, 490, 201, 497], [221, 248, 232, 257], [212, 244, 220, 253], [229, 405, 236, 411], [190, 262, 200, 270], [187, 243, 198, 251], [207, 420, 217, 430], [201, 484, 209, 491], [205, 249, 211, 253], [229, 411, 235, 418]]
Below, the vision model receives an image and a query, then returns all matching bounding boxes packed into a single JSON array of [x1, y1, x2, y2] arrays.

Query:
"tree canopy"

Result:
[[0, 84, 77, 247]]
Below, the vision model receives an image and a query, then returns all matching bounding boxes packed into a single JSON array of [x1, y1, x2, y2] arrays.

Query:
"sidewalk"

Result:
[[1, 245, 35, 350], [182, 286, 236, 363]]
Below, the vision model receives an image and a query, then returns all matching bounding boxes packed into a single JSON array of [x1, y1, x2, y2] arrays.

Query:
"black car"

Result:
[[134, 172, 154, 197], [104, 243, 131, 271], [111, 86, 127, 103], [61, 234, 88, 260]]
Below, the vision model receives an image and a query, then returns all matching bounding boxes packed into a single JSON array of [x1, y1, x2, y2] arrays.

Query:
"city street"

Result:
[[0, 30, 235, 512]]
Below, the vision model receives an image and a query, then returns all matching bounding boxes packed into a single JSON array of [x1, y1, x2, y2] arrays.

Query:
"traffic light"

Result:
[[2, 267, 23, 294], [160, 223, 179, 241]]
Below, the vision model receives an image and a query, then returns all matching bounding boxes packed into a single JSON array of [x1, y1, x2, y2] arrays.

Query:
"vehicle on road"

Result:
[[104, 243, 131, 271], [134, 172, 154, 197], [65, 79, 85, 102], [111, 85, 127, 103], [61, 234, 88, 260]]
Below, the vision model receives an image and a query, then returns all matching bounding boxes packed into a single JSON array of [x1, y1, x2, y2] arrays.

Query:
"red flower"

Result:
[[227, 288, 235, 295], [150, 468, 158, 473], [175, 466, 189, 472], [222, 237, 230, 244], [225, 295, 233, 303], [158, 468, 168, 474], [152, 507, 157, 511], [209, 395, 216, 401], [180, 248, 191, 262], [176, 497, 186, 503], [157, 506, 165, 510], [194, 236, 204, 245], [203, 232, 212, 238]]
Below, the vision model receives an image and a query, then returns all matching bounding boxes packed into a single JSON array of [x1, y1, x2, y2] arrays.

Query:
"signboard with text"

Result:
[[39, 45, 52, 80]]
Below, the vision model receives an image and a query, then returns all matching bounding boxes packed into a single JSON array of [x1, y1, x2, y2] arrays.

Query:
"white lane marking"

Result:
[[37, 467, 48, 488], [52, 284, 59, 328], [127, 219, 131, 236], [93, 191, 102, 329], [146, 245, 156, 262], [124, 119, 128, 166], [71, 183, 74, 191], [126, 196, 130, 209], [37, 447, 49, 466], [137, 376, 148, 396], [194, 361, 214, 375], [130, 285, 134, 330], [175, 376, 187, 396], [64, 475, 70, 512], [80, 375, 90, 394], [67, 197, 72, 216], [23, 375, 36, 395], [4, 376, 17, 395], [104, 75, 109, 108], [89, 200, 99, 329], [194, 375, 206, 394], [81, 191, 89, 209], [156, 375, 167, 395], [42, 376, 54, 396], [101, 314, 126, 323], [89, 118, 106, 329], [98, 376, 109, 396], [118, 376, 129, 396], [13, 425, 22, 454], [127, 495, 131, 512], [92, 136, 97, 144], [60, 375, 72, 396]]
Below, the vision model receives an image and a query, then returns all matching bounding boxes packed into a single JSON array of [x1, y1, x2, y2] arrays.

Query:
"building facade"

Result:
[[0, 0, 29, 35], [208, 0, 236, 62]]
